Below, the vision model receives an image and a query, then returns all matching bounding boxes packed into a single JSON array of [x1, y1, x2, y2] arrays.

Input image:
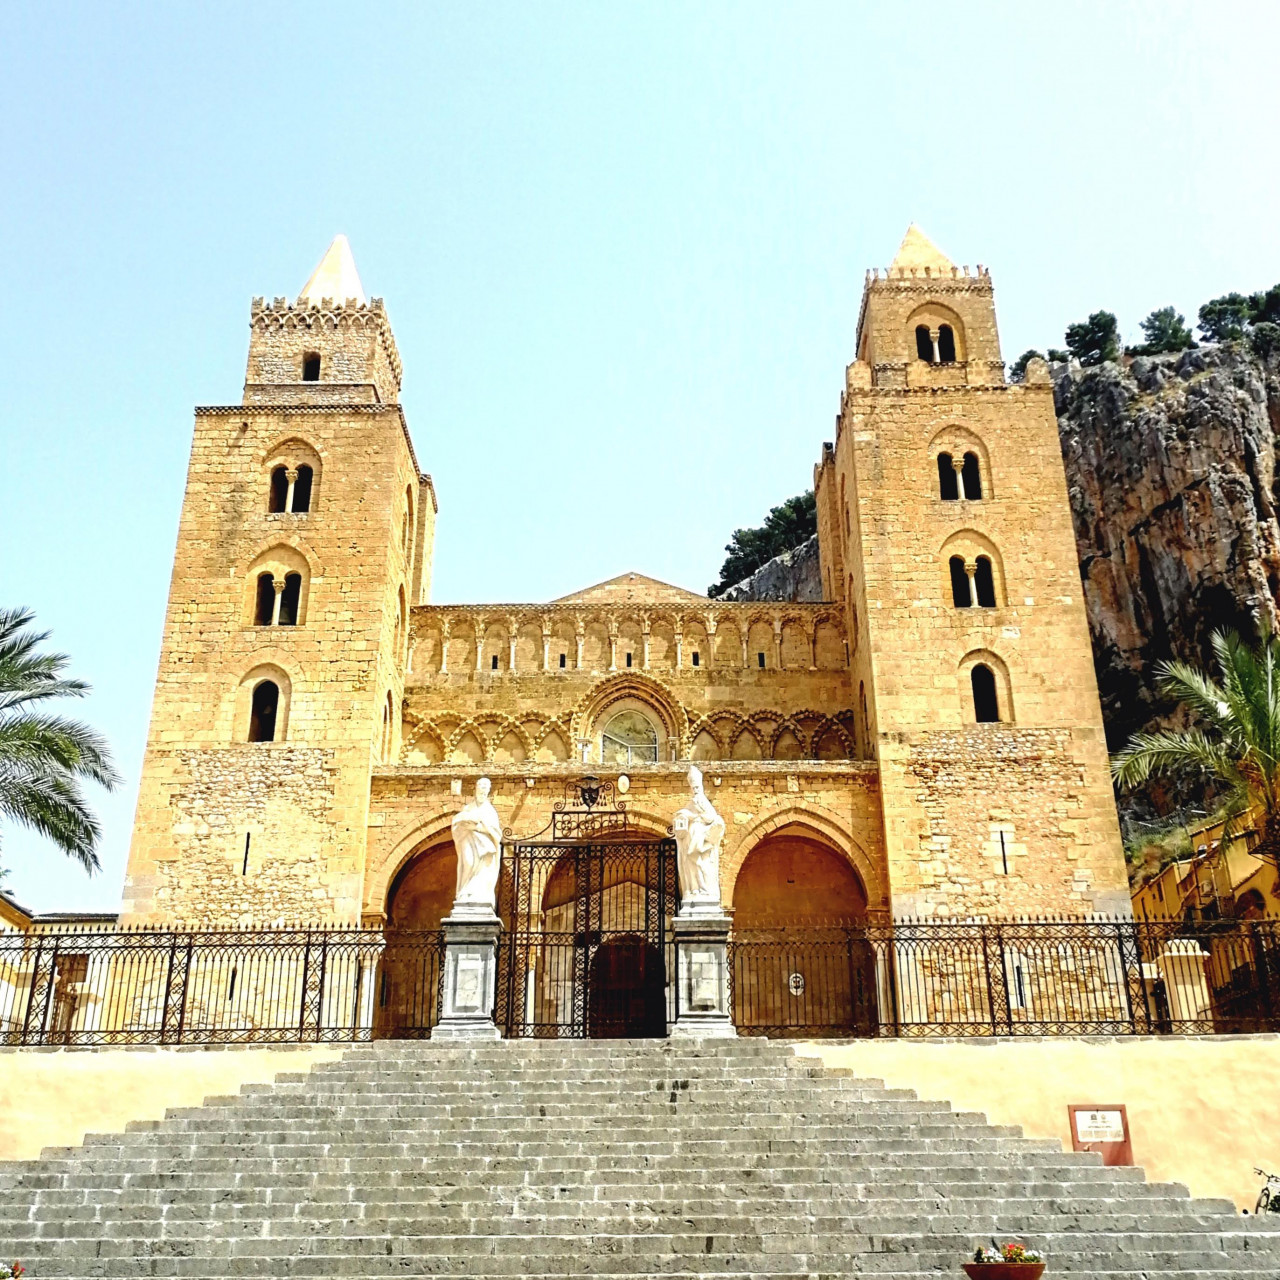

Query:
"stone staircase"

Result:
[[3, 1038, 1279, 1278]]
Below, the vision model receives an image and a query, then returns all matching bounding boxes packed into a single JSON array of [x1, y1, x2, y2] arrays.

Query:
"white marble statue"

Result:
[[450, 777, 502, 915], [672, 765, 726, 914]]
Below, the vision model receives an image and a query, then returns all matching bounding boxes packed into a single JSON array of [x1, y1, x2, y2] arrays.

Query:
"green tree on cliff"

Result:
[[1064, 311, 1120, 366], [1198, 292, 1252, 343], [1112, 629, 1280, 871], [1134, 306, 1195, 354], [708, 491, 816, 598], [0, 608, 119, 873]]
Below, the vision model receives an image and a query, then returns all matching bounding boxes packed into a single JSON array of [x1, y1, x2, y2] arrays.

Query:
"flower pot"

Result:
[[962, 1265, 1046, 1280]]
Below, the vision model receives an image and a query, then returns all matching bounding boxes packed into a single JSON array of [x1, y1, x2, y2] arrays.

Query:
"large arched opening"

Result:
[[730, 827, 877, 1036]]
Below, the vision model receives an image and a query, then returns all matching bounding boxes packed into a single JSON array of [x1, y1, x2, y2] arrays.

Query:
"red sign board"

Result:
[[1068, 1104, 1133, 1166]]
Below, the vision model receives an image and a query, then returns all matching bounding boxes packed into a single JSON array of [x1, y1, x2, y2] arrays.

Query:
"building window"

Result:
[[248, 680, 279, 742], [268, 466, 289, 513], [491, 654, 499, 670], [302, 352, 321, 382], [974, 556, 997, 608], [625, 652, 633, 668], [938, 324, 957, 364], [692, 651, 700, 667], [293, 465, 314, 512], [961, 452, 982, 500], [949, 556, 972, 608], [972, 663, 1000, 722], [254, 573, 275, 625], [757, 651, 766, 668], [278, 573, 302, 626], [937, 452, 959, 501], [915, 325, 932, 361], [602, 710, 659, 765], [559, 652, 566, 669]]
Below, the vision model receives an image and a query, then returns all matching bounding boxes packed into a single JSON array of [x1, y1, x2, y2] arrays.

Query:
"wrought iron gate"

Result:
[[495, 778, 677, 1038]]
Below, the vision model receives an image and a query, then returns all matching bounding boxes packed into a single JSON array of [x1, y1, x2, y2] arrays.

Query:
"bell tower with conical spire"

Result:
[[121, 237, 435, 925]]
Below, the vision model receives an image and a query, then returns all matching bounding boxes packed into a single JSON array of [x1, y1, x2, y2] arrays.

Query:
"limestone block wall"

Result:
[[363, 762, 887, 923], [122, 399, 424, 925]]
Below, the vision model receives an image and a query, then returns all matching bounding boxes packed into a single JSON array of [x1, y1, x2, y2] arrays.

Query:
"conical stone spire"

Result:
[[298, 234, 366, 305], [890, 224, 955, 273]]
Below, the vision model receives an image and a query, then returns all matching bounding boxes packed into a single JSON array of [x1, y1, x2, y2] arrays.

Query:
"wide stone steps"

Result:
[[5, 1038, 1279, 1279]]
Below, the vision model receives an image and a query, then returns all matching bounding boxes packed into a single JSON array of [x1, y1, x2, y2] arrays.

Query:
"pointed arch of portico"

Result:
[[720, 804, 886, 914]]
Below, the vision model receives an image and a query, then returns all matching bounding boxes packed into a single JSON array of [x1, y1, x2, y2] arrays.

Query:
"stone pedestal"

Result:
[[672, 912, 736, 1038], [432, 909, 502, 1040], [1157, 938, 1213, 1023]]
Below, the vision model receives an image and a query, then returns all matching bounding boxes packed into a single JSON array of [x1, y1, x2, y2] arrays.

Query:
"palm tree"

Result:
[[1112, 628, 1280, 869], [0, 607, 120, 872]]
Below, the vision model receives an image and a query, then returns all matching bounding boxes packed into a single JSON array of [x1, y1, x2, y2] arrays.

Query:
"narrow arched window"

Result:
[[937, 453, 959, 500], [254, 573, 275, 626], [302, 352, 321, 382], [972, 663, 1000, 722], [278, 573, 302, 626], [915, 325, 933, 362], [268, 467, 288, 513], [949, 556, 972, 607], [292, 465, 313, 512], [961, 452, 982, 499], [938, 325, 957, 363], [248, 680, 279, 742], [974, 556, 996, 607]]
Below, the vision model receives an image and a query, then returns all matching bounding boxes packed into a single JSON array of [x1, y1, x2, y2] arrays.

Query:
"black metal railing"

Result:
[[3, 917, 1278, 1046], [729, 917, 1280, 1038], [0, 928, 443, 1047]]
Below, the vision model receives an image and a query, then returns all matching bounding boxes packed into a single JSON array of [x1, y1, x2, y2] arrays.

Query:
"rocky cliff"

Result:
[[716, 533, 823, 603], [1055, 342, 1280, 768]]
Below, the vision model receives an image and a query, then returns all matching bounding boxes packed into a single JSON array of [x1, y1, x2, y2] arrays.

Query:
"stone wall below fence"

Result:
[[798, 1036, 1280, 1211]]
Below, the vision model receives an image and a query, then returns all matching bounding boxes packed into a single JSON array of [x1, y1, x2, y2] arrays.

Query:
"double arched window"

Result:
[[948, 555, 997, 608], [267, 464, 314, 513], [915, 323, 957, 364], [937, 452, 982, 500], [253, 571, 304, 626]]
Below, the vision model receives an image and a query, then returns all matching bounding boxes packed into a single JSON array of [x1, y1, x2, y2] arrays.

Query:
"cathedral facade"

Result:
[[119, 228, 1129, 945]]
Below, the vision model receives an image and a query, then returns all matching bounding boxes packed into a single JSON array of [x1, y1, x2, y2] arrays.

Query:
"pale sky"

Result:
[[2, 1, 1279, 913]]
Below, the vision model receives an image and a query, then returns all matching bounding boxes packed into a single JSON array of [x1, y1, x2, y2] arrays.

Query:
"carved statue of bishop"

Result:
[[672, 765, 726, 916], [450, 777, 502, 917]]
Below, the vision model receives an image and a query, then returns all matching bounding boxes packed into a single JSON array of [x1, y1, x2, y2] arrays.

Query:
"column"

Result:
[[772, 619, 783, 670], [474, 617, 485, 672], [642, 620, 651, 669], [808, 622, 818, 671], [270, 578, 285, 626], [432, 908, 503, 1041], [930, 328, 941, 364], [508, 625, 517, 673], [675, 632, 683, 669], [542, 626, 551, 671], [705, 619, 716, 669], [440, 620, 450, 674], [608, 623, 618, 672], [284, 468, 298, 513], [575, 621, 585, 670]]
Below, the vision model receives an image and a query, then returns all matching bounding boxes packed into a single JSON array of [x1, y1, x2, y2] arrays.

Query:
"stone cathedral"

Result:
[[120, 225, 1129, 963]]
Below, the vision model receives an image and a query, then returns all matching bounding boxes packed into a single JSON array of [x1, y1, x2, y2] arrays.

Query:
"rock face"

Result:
[[1056, 343, 1280, 757], [716, 533, 823, 603]]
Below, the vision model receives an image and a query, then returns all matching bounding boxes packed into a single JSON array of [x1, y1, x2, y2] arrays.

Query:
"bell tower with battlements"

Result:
[[815, 225, 1128, 919], [121, 237, 436, 925]]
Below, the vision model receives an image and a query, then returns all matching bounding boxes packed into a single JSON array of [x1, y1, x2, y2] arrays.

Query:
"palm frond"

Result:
[[1111, 728, 1237, 789], [0, 767, 102, 872]]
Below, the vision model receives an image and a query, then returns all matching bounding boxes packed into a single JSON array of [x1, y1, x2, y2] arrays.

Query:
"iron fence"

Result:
[[0, 928, 443, 1047], [730, 918, 1280, 1038], [2, 917, 1277, 1046]]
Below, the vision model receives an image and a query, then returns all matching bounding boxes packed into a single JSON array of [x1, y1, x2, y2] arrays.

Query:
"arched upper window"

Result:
[[961, 452, 982, 499], [973, 556, 996, 608], [268, 466, 289, 513], [278, 573, 302, 626], [937, 325, 957, 364], [292, 465, 313, 512], [248, 680, 280, 742], [915, 325, 933, 361], [246, 547, 310, 628], [602, 710, 659, 765], [971, 664, 1000, 722], [949, 556, 972, 608], [254, 573, 276, 625], [937, 452, 959, 501], [302, 352, 321, 382]]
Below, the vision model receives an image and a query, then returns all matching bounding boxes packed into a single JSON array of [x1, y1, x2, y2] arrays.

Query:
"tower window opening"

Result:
[[961, 452, 982, 500], [278, 573, 302, 626], [292, 465, 314, 512], [248, 679, 280, 742], [692, 651, 700, 667], [972, 663, 1000, 723], [491, 654, 499, 670], [974, 556, 997, 608], [302, 352, 321, 382], [757, 651, 766, 668], [937, 452, 959, 501], [915, 325, 933, 362], [254, 573, 276, 626], [559, 652, 566, 669], [949, 556, 972, 608], [625, 651, 633, 668], [938, 325, 957, 364], [268, 466, 289, 513]]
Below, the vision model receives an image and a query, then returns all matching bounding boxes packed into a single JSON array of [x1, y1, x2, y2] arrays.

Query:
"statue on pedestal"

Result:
[[449, 777, 502, 916], [672, 765, 725, 915]]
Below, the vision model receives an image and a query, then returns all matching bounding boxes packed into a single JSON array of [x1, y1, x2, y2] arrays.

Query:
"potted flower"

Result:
[[1, 1264, 25, 1279], [962, 1241, 1045, 1279]]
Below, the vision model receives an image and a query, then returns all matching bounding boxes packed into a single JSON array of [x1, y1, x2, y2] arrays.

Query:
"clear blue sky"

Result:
[[2, 2, 1278, 913]]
